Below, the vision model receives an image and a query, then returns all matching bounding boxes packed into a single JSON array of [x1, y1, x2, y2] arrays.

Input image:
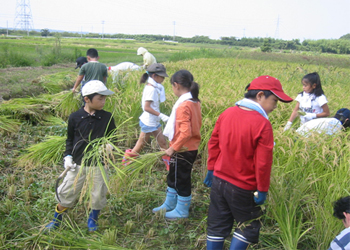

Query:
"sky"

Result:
[[0, 0, 349, 41]]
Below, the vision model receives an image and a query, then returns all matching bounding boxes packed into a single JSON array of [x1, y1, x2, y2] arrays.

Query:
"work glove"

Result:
[[254, 191, 267, 205], [203, 170, 214, 187], [158, 113, 169, 122], [64, 155, 76, 171], [99, 143, 114, 155], [283, 121, 293, 131], [303, 113, 317, 122]]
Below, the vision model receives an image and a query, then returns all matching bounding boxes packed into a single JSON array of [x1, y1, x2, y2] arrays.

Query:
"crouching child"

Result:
[[45, 80, 116, 232]]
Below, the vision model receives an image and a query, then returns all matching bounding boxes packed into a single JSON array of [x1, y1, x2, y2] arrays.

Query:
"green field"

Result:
[[0, 37, 350, 249]]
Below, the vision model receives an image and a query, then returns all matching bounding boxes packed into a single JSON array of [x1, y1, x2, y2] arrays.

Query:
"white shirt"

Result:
[[296, 92, 327, 114], [139, 85, 160, 127], [296, 92, 328, 124], [296, 118, 342, 137]]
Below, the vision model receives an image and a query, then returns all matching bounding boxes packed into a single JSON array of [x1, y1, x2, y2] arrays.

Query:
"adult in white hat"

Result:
[[137, 47, 157, 69]]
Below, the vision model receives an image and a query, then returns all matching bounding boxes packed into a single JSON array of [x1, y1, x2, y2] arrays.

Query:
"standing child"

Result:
[[45, 80, 115, 232], [72, 48, 108, 93], [284, 72, 330, 130], [122, 63, 169, 165], [152, 70, 202, 220], [204, 76, 293, 249]]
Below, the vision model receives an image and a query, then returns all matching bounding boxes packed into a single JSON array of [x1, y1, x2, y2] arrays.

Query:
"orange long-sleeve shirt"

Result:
[[169, 100, 202, 152]]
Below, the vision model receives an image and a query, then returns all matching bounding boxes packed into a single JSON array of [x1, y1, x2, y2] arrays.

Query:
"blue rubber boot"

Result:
[[165, 195, 191, 220], [45, 205, 68, 231], [206, 235, 225, 250], [229, 235, 250, 250], [88, 210, 100, 232], [152, 187, 177, 213]]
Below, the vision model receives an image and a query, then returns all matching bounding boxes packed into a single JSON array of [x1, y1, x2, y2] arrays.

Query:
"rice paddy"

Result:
[[0, 38, 350, 249]]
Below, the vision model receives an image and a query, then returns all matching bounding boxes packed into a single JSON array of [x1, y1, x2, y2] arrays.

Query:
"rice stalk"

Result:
[[17, 135, 66, 169], [0, 116, 21, 134]]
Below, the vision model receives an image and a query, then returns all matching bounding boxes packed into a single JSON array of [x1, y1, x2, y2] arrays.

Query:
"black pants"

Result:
[[167, 150, 197, 197], [207, 176, 262, 243]]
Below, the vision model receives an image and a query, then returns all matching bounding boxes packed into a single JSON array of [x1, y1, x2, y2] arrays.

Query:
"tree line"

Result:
[[1, 28, 350, 55]]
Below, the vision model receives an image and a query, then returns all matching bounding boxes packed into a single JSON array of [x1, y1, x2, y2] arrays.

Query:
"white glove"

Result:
[[303, 113, 317, 122], [64, 155, 76, 171], [99, 143, 114, 155], [283, 121, 293, 131], [105, 143, 114, 155], [158, 113, 169, 122]]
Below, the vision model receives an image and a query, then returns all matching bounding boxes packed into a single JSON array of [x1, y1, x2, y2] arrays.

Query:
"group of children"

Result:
[[45, 48, 349, 250]]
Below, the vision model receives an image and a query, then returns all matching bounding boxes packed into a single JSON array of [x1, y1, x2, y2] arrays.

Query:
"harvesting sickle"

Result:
[[55, 166, 71, 203]]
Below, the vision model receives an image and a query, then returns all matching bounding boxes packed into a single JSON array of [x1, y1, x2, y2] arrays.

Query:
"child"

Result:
[[284, 72, 330, 130], [328, 196, 350, 250], [152, 70, 202, 220], [45, 80, 115, 232], [204, 76, 293, 249], [122, 63, 169, 165], [296, 108, 350, 137], [75, 56, 87, 69], [72, 48, 108, 93]]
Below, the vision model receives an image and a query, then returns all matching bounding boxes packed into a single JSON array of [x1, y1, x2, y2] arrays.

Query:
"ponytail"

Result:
[[139, 72, 149, 84], [171, 69, 200, 102], [190, 81, 200, 102]]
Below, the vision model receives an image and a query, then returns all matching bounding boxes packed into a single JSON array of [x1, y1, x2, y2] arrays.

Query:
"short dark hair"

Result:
[[86, 48, 98, 58], [332, 196, 350, 220], [85, 93, 99, 101]]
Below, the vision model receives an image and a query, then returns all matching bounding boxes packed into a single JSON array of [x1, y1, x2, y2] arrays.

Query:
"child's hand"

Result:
[[165, 147, 175, 156], [158, 113, 169, 122], [203, 170, 214, 187], [303, 113, 316, 121]]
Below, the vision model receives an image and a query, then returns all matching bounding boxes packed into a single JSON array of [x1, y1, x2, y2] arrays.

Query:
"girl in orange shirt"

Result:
[[152, 70, 202, 220]]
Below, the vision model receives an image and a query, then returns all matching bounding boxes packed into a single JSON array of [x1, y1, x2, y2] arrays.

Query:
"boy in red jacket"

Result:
[[204, 76, 293, 250]]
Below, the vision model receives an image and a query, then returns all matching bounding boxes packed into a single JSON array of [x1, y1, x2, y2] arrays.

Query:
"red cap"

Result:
[[248, 75, 293, 103]]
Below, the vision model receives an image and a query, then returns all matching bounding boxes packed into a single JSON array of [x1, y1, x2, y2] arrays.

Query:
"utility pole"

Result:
[[14, 0, 34, 36], [7, 21, 8, 36], [101, 20, 105, 39], [173, 21, 176, 41], [81, 26, 82, 38]]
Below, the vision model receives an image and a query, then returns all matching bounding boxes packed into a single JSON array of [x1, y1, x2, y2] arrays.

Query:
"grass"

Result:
[[0, 38, 350, 249]]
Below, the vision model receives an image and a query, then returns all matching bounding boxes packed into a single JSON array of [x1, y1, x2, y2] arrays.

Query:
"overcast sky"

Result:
[[0, 0, 349, 41]]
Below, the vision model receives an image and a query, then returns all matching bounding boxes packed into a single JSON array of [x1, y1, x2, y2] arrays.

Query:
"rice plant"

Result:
[[17, 135, 66, 169]]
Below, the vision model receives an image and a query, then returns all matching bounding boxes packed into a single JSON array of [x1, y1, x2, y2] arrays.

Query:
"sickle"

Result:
[[55, 166, 70, 203]]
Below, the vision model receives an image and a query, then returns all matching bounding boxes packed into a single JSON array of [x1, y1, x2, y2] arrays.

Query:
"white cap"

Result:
[[82, 80, 114, 96]]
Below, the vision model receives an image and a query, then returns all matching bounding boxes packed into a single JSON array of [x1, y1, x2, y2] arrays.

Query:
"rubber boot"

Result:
[[165, 195, 191, 220], [206, 236, 225, 250], [152, 187, 177, 213], [229, 235, 250, 250], [122, 149, 138, 166], [88, 210, 100, 232], [45, 205, 68, 231]]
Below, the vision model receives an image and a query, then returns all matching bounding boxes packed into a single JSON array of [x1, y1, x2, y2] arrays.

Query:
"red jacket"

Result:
[[207, 106, 274, 192]]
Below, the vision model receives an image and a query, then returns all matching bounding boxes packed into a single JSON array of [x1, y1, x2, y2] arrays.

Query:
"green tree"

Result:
[[260, 39, 272, 52], [41, 28, 50, 37]]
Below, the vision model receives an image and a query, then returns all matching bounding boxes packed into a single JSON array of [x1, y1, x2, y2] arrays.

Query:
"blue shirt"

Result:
[[328, 227, 350, 250]]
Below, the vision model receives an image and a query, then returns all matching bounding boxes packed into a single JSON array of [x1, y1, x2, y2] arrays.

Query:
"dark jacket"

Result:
[[64, 107, 116, 165]]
